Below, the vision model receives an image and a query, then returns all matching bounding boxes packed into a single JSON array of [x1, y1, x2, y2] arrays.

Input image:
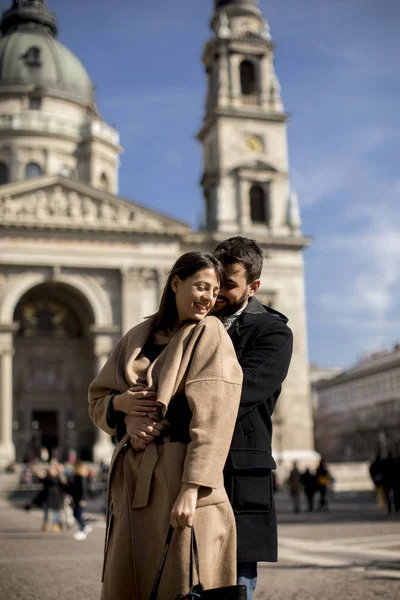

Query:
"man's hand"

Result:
[[125, 415, 169, 452], [113, 387, 159, 417]]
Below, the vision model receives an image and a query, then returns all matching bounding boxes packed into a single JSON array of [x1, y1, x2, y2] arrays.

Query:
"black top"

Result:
[[142, 340, 168, 362]]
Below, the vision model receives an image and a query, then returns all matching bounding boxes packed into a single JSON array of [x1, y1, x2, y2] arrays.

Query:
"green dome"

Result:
[[0, 2, 95, 107], [0, 31, 95, 105]]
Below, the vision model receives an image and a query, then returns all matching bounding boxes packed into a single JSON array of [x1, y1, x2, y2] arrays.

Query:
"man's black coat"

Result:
[[224, 297, 293, 563]]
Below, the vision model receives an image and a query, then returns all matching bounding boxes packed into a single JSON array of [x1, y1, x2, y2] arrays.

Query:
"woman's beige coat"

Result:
[[88, 316, 243, 600]]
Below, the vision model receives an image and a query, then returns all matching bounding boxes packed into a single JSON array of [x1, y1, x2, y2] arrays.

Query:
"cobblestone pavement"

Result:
[[0, 493, 399, 600]]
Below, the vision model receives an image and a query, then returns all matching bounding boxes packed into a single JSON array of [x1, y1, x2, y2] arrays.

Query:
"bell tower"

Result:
[[197, 2, 318, 470], [198, 0, 300, 237]]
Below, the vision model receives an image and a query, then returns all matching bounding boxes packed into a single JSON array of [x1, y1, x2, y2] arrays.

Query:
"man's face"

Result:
[[213, 262, 260, 316]]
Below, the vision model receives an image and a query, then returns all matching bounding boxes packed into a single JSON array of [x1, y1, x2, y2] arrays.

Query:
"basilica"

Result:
[[0, 0, 316, 468]]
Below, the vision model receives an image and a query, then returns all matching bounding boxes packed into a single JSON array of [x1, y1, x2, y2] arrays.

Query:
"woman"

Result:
[[88, 252, 243, 600], [69, 461, 92, 540], [39, 463, 66, 532]]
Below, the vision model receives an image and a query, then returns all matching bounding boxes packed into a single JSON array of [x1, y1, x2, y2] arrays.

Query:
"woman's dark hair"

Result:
[[151, 252, 223, 333]]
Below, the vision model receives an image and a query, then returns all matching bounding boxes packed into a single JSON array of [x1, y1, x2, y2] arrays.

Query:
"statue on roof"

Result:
[[217, 11, 231, 39]]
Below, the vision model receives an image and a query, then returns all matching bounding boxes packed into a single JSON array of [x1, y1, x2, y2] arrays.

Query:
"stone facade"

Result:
[[314, 348, 400, 462], [0, 0, 317, 468]]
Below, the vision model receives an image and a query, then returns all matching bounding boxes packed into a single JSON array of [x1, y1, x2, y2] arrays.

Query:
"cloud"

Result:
[[292, 126, 389, 208], [310, 197, 400, 354]]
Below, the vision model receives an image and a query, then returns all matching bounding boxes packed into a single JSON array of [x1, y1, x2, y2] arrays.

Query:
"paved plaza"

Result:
[[0, 492, 399, 600]]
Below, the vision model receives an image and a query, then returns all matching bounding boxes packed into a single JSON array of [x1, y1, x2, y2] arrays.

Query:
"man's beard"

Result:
[[213, 290, 249, 318]]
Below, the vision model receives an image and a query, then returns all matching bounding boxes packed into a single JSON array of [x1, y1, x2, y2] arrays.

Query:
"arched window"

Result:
[[250, 184, 269, 224], [25, 162, 42, 179], [100, 172, 109, 191], [240, 60, 257, 96], [0, 162, 9, 185]]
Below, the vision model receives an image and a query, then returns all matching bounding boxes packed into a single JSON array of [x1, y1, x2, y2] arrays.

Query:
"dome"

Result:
[[0, 1, 95, 108], [0, 32, 95, 105], [215, 0, 259, 8]]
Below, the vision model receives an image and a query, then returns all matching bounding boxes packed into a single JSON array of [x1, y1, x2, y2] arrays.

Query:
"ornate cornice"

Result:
[[0, 175, 190, 236]]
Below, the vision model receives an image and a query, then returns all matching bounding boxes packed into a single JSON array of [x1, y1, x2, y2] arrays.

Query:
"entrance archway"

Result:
[[13, 282, 96, 462]]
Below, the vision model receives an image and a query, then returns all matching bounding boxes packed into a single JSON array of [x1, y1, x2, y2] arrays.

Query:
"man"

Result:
[[212, 236, 293, 598], [110, 236, 293, 600], [287, 461, 302, 514]]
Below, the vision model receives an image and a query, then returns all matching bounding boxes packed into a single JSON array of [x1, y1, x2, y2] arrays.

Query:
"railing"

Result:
[[0, 113, 120, 146]]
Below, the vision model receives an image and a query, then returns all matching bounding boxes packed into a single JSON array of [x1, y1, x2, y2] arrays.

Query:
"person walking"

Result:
[[301, 468, 317, 512], [287, 462, 302, 513], [88, 252, 243, 600], [68, 461, 92, 540], [38, 464, 66, 532], [316, 460, 331, 512], [369, 453, 386, 511]]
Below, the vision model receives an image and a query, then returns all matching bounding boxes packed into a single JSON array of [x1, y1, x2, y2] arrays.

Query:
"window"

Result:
[[100, 172, 109, 191], [250, 184, 269, 224], [24, 46, 42, 67], [0, 162, 9, 185], [29, 97, 41, 111], [25, 162, 42, 179], [240, 60, 257, 95]]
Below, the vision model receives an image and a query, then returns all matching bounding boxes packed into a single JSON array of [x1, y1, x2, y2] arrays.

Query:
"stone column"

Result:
[[0, 331, 15, 468], [121, 267, 142, 334], [92, 334, 116, 465], [239, 178, 251, 230], [230, 54, 241, 107], [260, 54, 271, 107], [218, 46, 229, 107]]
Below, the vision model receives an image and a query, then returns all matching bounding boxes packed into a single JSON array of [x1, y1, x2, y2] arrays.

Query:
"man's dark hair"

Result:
[[214, 236, 263, 283]]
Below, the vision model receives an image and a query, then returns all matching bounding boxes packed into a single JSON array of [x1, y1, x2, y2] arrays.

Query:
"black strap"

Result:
[[149, 526, 203, 600], [149, 525, 174, 600], [190, 528, 201, 591]]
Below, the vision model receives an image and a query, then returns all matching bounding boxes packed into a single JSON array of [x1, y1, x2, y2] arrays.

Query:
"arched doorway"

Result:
[[13, 282, 96, 462]]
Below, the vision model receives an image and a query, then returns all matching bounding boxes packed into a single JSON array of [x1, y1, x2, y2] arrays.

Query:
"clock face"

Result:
[[246, 135, 263, 153]]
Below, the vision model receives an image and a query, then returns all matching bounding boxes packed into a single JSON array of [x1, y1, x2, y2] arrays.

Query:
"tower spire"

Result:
[[0, 0, 58, 37]]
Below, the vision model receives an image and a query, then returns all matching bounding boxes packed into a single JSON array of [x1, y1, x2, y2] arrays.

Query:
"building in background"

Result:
[[310, 364, 343, 412], [0, 0, 316, 467], [313, 346, 400, 462]]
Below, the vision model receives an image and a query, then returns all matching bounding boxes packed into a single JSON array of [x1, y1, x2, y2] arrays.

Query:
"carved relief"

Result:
[[0, 185, 179, 232]]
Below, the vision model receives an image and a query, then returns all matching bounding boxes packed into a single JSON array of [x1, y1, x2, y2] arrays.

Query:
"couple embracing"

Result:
[[89, 236, 293, 600]]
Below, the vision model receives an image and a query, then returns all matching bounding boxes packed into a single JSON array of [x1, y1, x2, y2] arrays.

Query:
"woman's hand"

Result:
[[170, 484, 199, 529], [113, 387, 159, 416]]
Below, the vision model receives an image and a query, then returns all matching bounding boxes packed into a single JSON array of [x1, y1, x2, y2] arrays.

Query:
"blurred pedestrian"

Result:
[[382, 452, 395, 514], [393, 450, 400, 513], [301, 468, 317, 512], [38, 464, 67, 532], [369, 453, 385, 510], [316, 460, 331, 512], [287, 462, 302, 513], [68, 461, 92, 540]]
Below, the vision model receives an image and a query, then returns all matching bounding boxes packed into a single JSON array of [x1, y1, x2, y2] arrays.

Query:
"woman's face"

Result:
[[172, 267, 220, 323]]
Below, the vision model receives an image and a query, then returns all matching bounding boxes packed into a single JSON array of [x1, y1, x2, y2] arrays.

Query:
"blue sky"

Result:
[[51, 0, 399, 369]]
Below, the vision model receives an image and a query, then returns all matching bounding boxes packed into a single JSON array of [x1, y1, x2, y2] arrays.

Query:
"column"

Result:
[[230, 54, 241, 107], [239, 178, 251, 230], [121, 267, 142, 334], [260, 54, 271, 107], [140, 269, 159, 321], [0, 332, 15, 468], [92, 335, 116, 465], [218, 46, 229, 107]]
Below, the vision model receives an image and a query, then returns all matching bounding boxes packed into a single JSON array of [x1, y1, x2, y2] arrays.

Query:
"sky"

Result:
[[49, 0, 399, 369]]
